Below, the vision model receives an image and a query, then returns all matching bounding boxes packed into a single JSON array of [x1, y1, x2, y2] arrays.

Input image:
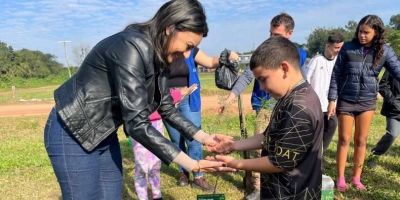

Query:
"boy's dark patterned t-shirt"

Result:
[[260, 81, 323, 200]]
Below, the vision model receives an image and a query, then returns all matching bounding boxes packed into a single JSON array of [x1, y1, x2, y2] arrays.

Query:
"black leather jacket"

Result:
[[380, 70, 400, 120], [54, 28, 200, 164]]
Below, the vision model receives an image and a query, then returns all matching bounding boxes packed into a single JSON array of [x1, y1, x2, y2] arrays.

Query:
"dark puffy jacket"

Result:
[[54, 28, 200, 164], [379, 70, 400, 120], [328, 40, 400, 102]]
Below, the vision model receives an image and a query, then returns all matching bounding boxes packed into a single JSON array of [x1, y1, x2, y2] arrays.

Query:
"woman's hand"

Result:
[[192, 159, 236, 172], [327, 101, 336, 119], [205, 155, 238, 171]]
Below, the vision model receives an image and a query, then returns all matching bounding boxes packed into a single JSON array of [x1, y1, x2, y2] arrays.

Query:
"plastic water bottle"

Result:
[[322, 174, 334, 200]]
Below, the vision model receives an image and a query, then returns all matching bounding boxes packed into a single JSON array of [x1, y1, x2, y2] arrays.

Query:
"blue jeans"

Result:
[[164, 98, 203, 177], [372, 117, 400, 155], [44, 108, 123, 200]]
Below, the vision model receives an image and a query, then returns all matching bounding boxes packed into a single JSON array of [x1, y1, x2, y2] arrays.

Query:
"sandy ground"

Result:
[[0, 94, 253, 117]]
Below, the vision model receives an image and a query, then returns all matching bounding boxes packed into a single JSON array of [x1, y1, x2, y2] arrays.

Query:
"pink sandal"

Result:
[[336, 177, 347, 192], [352, 177, 367, 190]]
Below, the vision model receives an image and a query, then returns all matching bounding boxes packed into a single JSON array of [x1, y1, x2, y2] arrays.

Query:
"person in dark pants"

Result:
[[367, 70, 400, 168], [305, 32, 344, 153]]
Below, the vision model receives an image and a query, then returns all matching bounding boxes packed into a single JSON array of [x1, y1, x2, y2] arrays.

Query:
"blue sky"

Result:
[[0, 0, 398, 65]]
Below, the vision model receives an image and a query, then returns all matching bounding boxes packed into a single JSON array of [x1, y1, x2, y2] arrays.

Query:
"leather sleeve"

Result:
[[108, 38, 180, 164], [157, 71, 201, 141], [383, 45, 400, 82], [379, 70, 394, 102]]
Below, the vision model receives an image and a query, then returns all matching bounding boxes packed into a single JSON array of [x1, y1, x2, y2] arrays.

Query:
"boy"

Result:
[[209, 37, 323, 199], [305, 32, 344, 152]]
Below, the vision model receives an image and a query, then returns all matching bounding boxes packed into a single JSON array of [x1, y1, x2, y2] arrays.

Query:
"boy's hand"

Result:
[[205, 134, 235, 154]]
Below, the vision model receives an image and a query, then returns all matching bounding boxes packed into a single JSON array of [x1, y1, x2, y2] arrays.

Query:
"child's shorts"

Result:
[[336, 99, 376, 117]]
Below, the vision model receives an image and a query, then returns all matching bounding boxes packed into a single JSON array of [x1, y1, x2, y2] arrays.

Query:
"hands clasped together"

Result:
[[192, 134, 239, 173]]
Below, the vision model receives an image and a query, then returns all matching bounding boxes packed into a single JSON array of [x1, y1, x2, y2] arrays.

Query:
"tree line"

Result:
[[0, 42, 64, 78], [306, 14, 400, 56]]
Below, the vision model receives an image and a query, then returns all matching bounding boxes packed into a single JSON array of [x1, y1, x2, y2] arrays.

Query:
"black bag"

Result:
[[215, 49, 239, 90]]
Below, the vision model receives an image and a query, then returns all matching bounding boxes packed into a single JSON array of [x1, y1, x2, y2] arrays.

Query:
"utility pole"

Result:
[[58, 40, 72, 78]]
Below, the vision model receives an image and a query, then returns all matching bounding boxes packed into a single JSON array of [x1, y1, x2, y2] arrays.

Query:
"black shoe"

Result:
[[178, 172, 189, 186], [366, 154, 379, 169], [192, 177, 214, 192], [245, 189, 260, 200]]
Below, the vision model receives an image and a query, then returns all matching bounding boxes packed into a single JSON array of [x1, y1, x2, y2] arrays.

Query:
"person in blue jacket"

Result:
[[327, 15, 400, 192], [219, 13, 307, 200]]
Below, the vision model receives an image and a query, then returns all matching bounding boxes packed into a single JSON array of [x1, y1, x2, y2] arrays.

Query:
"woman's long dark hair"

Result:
[[125, 0, 208, 67], [353, 15, 386, 67]]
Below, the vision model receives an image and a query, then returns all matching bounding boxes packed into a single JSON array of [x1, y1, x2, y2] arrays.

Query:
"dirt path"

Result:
[[0, 94, 252, 117]]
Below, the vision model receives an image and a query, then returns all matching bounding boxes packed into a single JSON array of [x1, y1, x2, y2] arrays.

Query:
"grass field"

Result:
[[1, 73, 399, 199], [1, 101, 400, 199]]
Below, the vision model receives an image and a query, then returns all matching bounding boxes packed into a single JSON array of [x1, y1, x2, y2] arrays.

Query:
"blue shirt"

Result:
[[186, 49, 201, 112], [251, 47, 307, 111]]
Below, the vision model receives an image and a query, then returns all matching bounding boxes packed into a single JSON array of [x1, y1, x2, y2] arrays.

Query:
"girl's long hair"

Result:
[[125, 0, 208, 67], [354, 15, 386, 67]]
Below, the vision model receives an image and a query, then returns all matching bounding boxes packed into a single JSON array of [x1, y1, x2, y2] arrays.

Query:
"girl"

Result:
[[130, 112, 164, 200], [327, 15, 400, 191]]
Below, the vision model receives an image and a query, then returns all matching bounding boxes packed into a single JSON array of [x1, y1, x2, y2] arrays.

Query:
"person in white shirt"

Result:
[[305, 32, 344, 152]]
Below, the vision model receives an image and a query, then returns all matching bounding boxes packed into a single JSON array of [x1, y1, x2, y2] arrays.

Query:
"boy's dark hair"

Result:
[[250, 37, 300, 70], [327, 32, 344, 44], [270, 13, 295, 32]]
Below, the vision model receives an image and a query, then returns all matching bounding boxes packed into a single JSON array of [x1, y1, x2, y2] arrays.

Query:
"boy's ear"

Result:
[[281, 61, 290, 73]]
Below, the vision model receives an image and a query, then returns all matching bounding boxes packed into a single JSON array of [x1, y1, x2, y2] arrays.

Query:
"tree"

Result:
[[306, 27, 348, 56], [387, 30, 400, 56], [390, 14, 400, 30], [0, 42, 15, 76]]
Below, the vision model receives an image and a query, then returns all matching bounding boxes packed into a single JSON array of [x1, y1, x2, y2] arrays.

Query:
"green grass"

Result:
[[0, 85, 57, 104], [1, 101, 400, 199]]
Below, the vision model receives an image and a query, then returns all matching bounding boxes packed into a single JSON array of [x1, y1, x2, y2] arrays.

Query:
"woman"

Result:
[[327, 15, 400, 191], [44, 1, 229, 199], [165, 48, 238, 191]]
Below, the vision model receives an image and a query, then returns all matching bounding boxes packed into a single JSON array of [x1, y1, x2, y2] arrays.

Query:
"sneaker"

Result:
[[178, 172, 189, 186], [192, 177, 214, 192], [366, 154, 379, 169], [245, 189, 260, 200]]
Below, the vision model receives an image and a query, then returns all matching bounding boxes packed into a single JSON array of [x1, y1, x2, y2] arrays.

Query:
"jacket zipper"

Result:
[[357, 47, 369, 102], [155, 73, 163, 112]]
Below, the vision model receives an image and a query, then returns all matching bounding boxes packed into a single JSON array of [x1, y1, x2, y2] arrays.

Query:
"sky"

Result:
[[0, 0, 398, 66]]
